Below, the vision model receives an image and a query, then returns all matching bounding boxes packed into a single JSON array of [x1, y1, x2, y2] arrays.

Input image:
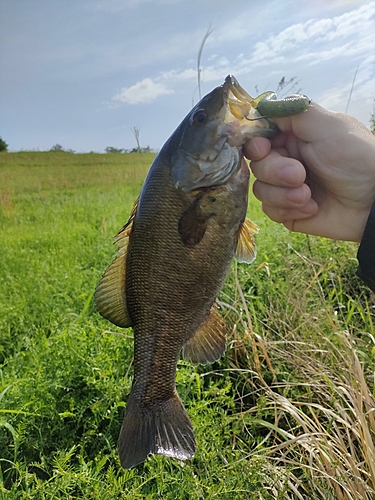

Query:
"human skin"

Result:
[[243, 102, 375, 243]]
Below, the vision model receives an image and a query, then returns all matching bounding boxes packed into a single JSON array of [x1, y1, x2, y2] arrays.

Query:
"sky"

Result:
[[1, 0, 375, 153]]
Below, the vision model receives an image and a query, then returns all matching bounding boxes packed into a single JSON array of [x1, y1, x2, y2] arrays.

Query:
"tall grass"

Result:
[[1, 151, 374, 498], [222, 240, 375, 498]]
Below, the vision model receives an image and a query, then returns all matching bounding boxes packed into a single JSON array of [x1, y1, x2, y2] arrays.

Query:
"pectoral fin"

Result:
[[182, 306, 228, 364], [235, 217, 259, 263], [178, 198, 210, 247], [94, 198, 138, 328]]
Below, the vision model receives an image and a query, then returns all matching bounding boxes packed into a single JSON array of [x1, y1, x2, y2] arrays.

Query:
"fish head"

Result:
[[170, 75, 278, 191]]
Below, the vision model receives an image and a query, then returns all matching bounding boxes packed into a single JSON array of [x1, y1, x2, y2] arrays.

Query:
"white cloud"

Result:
[[158, 68, 196, 82], [111, 1, 375, 108], [113, 78, 174, 104], [249, 2, 375, 67], [158, 64, 234, 85]]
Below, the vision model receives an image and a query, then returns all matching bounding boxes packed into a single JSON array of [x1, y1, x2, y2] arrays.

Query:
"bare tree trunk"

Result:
[[131, 126, 141, 154]]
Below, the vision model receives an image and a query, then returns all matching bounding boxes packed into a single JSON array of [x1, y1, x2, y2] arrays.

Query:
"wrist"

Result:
[[352, 207, 373, 243], [357, 202, 375, 291]]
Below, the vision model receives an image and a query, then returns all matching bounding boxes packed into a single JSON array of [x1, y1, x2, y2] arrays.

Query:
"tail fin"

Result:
[[118, 390, 196, 469]]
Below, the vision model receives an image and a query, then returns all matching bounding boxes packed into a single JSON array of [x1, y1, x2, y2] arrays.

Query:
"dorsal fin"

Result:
[[235, 217, 258, 263], [114, 195, 138, 242], [182, 305, 228, 364], [94, 197, 139, 328]]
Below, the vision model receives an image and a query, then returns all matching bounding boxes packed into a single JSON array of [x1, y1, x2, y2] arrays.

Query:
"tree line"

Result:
[[1, 106, 375, 153]]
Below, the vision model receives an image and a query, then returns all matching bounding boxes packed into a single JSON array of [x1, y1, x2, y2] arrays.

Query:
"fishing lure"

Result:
[[255, 91, 311, 118]]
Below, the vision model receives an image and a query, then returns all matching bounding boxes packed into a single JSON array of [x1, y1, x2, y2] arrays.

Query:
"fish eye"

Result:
[[191, 109, 207, 126]]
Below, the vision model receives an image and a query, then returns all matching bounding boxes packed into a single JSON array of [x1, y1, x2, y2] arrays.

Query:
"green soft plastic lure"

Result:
[[255, 91, 311, 118]]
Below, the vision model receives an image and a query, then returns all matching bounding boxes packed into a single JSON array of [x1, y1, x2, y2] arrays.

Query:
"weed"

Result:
[[1, 152, 374, 498]]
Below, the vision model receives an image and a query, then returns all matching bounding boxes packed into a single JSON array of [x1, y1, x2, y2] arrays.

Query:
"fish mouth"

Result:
[[223, 74, 254, 120], [222, 75, 278, 138]]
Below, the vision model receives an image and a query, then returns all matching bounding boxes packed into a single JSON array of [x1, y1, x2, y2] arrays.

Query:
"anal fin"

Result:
[[182, 306, 228, 364], [235, 217, 259, 263]]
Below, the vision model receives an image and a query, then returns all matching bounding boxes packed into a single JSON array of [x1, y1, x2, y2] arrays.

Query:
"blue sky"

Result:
[[1, 0, 374, 153]]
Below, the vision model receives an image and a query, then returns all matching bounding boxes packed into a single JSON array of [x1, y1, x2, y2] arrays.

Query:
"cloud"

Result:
[[318, 52, 375, 112], [249, 2, 375, 67], [112, 78, 174, 104], [111, 1, 375, 107], [158, 68, 196, 82]]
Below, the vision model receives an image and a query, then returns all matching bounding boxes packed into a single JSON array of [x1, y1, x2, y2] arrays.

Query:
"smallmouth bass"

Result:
[[95, 75, 277, 469]]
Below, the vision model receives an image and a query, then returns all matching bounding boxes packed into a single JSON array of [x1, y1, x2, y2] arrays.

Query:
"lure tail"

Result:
[[118, 388, 196, 469]]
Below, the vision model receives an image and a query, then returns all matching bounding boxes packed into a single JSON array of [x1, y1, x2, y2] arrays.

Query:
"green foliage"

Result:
[[0, 152, 374, 498], [0, 136, 8, 152], [105, 146, 126, 154], [105, 146, 155, 154], [50, 144, 75, 153], [50, 143, 64, 151]]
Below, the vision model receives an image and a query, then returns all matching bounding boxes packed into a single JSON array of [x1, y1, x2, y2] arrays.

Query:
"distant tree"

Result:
[[49, 144, 75, 153], [129, 146, 152, 154], [105, 146, 125, 154], [105, 145, 155, 154], [0, 136, 8, 152], [50, 144, 64, 151], [371, 100, 375, 135]]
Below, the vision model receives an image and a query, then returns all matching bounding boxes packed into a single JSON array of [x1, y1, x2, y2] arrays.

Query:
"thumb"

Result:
[[271, 102, 347, 142]]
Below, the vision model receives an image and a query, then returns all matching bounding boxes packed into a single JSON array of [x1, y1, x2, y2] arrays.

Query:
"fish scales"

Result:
[[127, 158, 249, 390], [95, 75, 279, 468]]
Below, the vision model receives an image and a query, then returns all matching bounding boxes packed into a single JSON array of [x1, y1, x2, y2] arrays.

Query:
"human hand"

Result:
[[244, 103, 375, 242]]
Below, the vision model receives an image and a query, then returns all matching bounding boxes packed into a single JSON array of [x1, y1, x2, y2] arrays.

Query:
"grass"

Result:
[[1, 151, 375, 499]]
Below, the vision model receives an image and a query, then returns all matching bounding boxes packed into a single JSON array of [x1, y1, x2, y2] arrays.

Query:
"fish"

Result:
[[94, 75, 277, 469]]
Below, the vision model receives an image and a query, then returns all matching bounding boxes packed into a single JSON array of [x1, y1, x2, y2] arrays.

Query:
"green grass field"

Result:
[[1, 151, 375, 499]]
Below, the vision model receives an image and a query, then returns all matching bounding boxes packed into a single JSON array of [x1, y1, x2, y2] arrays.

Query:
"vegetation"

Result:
[[105, 146, 154, 154], [0, 137, 8, 152], [50, 144, 76, 154], [1, 151, 375, 499]]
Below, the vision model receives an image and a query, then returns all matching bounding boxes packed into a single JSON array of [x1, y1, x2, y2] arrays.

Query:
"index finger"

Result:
[[250, 150, 306, 188], [243, 136, 271, 161]]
